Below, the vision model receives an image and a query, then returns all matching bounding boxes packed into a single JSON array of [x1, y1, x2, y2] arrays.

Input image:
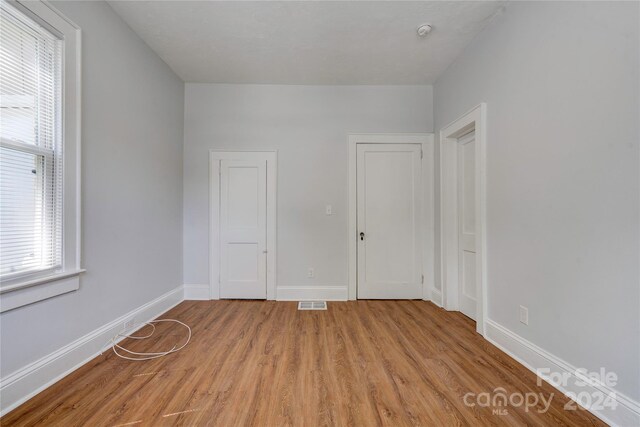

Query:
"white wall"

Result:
[[434, 1, 639, 401], [183, 84, 433, 293], [0, 1, 184, 377]]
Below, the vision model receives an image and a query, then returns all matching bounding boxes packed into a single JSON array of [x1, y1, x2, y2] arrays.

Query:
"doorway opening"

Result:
[[439, 104, 487, 335]]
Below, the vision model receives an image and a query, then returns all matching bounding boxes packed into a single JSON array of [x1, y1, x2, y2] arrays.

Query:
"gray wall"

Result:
[[0, 1, 184, 377], [434, 1, 639, 400], [183, 84, 433, 289]]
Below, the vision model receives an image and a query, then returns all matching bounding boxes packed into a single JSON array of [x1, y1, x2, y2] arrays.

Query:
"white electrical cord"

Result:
[[102, 319, 191, 361]]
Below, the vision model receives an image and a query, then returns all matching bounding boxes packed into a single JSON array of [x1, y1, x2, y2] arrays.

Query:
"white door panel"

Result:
[[220, 159, 267, 299], [458, 132, 477, 319], [357, 144, 422, 299]]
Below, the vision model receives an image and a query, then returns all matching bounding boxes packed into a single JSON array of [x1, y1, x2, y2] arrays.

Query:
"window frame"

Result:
[[0, 0, 82, 312]]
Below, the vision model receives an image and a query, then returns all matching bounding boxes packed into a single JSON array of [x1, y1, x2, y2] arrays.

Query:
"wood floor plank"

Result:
[[2, 300, 607, 426]]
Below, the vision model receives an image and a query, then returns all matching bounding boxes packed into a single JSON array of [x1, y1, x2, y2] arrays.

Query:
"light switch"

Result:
[[325, 205, 332, 215]]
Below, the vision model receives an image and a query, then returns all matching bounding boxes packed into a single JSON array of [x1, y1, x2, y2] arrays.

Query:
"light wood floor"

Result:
[[3, 300, 605, 426]]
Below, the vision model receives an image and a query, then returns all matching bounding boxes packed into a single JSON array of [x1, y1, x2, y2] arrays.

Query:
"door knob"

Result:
[[360, 232, 365, 241]]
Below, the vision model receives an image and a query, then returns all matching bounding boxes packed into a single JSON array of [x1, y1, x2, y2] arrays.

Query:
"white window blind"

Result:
[[0, 1, 63, 280]]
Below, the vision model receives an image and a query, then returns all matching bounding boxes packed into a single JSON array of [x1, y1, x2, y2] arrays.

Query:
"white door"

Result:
[[357, 144, 422, 299], [219, 159, 267, 299], [457, 132, 477, 319]]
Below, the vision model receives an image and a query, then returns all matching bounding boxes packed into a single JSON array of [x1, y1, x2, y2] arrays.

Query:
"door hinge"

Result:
[[421, 274, 424, 284], [420, 149, 423, 159]]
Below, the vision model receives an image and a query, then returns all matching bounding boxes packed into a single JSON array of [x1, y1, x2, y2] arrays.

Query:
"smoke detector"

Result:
[[417, 24, 433, 37]]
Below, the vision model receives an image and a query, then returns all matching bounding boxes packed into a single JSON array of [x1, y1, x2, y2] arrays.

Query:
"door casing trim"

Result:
[[209, 150, 278, 300], [439, 103, 487, 335], [348, 134, 435, 301]]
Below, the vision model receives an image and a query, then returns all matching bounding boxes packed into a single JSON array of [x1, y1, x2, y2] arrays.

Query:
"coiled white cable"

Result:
[[102, 319, 191, 361]]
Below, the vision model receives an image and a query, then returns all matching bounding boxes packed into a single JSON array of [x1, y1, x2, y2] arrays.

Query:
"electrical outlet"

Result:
[[519, 305, 528, 325], [124, 318, 136, 331], [307, 268, 314, 279], [325, 205, 332, 215]]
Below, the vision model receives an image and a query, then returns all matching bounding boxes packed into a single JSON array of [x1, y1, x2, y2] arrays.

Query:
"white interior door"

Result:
[[357, 144, 422, 299], [220, 159, 267, 299], [457, 132, 477, 319]]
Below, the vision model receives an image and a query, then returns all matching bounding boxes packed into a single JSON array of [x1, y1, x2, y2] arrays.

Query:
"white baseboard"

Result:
[[0, 285, 184, 417], [185, 284, 349, 301], [184, 284, 210, 300], [485, 319, 640, 427], [429, 287, 443, 307], [277, 285, 348, 301]]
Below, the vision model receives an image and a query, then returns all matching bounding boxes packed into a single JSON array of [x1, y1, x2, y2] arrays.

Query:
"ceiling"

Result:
[[107, 1, 505, 85]]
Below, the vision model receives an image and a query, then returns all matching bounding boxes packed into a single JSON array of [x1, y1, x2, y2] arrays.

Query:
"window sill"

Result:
[[0, 269, 85, 313]]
